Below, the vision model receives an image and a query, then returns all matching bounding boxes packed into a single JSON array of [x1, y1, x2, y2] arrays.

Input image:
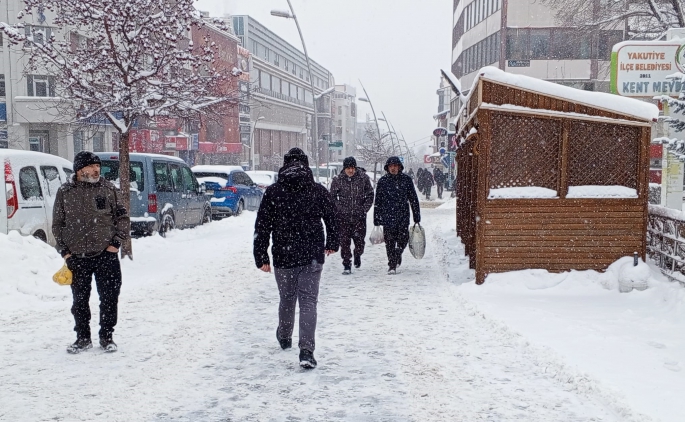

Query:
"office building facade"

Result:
[[232, 15, 334, 170], [332, 84, 357, 159], [451, 0, 623, 106]]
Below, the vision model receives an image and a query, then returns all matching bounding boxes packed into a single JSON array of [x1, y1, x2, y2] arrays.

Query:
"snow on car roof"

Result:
[[474, 66, 659, 122], [0, 150, 73, 168], [191, 165, 244, 175], [95, 152, 186, 163]]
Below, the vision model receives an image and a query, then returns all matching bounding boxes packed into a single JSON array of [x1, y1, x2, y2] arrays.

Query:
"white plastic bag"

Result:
[[408, 223, 426, 259], [370, 226, 385, 245]]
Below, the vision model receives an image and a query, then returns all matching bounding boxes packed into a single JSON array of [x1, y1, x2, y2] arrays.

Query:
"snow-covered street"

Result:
[[1, 206, 683, 421]]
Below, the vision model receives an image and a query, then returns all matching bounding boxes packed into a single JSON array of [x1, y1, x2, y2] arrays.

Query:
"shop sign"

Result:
[[611, 41, 685, 97]]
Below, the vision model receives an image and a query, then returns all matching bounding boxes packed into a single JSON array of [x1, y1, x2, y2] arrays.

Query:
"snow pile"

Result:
[[0, 231, 68, 313], [488, 186, 558, 199], [567, 185, 637, 198], [437, 198, 456, 209]]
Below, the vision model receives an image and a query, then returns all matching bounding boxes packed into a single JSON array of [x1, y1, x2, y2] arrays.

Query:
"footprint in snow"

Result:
[[648, 341, 666, 349]]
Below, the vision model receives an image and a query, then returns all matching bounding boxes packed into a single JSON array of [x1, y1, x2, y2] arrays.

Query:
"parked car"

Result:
[[310, 166, 337, 189], [192, 165, 263, 219], [0, 149, 73, 245], [245, 170, 278, 192], [95, 152, 211, 237]]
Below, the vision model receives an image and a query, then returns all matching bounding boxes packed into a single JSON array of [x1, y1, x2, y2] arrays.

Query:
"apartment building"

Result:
[[231, 15, 334, 169], [1, 0, 118, 158], [451, 0, 623, 108], [332, 84, 357, 159]]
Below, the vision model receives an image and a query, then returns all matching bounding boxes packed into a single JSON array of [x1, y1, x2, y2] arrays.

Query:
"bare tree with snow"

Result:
[[1, 0, 240, 258], [356, 125, 396, 183], [543, 0, 685, 40]]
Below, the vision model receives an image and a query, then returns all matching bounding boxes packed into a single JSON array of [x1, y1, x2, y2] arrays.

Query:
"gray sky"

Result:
[[195, 0, 452, 155]]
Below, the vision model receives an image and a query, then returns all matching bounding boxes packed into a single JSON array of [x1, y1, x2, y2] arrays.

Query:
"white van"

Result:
[[1, 150, 73, 245]]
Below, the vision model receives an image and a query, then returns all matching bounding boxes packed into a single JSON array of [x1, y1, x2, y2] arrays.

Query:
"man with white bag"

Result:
[[373, 156, 421, 274]]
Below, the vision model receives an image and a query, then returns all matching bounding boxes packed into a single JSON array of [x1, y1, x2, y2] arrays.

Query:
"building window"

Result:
[[282, 80, 290, 97], [74, 131, 84, 152], [0, 74, 5, 97], [506, 28, 529, 60], [338, 106, 342, 115], [27, 75, 55, 97], [250, 39, 258, 53], [92, 132, 104, 152], [530, 29, 550, 59], [260, 70, 270, 91], [24, 25, 52, 46], [274, 53, 279, 66], [305, 89, 313, 104], [284, 58, 289, 71], [598, 30, 623, 60], [272, 76, 281, 94]]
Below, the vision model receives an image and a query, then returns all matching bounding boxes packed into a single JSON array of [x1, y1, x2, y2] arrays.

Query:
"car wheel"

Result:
[[235, 200, 244, 216], [33, 230, 47, 243], [200, 206, 212, 225], [159, 212, 175, 238]]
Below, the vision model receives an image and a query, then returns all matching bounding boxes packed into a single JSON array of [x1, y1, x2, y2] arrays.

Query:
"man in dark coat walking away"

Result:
[[433, 167, 446, 199], [253, 147, 339, 369], [52, 151, 129, 354], [420, 168, 434, 200], [374, 156, 421, 274], [329, 157, 374, 274]]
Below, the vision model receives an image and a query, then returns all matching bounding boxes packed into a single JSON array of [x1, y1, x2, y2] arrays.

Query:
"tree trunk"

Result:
[[119, 132, 133, 260]]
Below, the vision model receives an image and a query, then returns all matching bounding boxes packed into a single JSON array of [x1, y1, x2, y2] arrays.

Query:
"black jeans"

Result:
[[383, 225, 409, 269], [67, 251, 122, 340], [339, 218, 367, 266], [436, 183, 444, 198]]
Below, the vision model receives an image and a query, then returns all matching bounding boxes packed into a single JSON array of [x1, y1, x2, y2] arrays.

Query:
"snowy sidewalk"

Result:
[[0, 209, 629, 421]]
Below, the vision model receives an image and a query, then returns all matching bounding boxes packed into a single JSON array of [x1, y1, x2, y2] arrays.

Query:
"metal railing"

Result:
[[647, 204, 685, 286]]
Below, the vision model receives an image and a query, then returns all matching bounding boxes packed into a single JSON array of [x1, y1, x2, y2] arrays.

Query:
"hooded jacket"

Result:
[[373, 157, 421, 228], [253, 161, 339, 269], [52, 176, 129, 257], [329, 167, 374, 221]]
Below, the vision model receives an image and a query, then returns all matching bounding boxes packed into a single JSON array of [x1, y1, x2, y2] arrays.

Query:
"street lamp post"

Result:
[[249, 116, 265, 170], [271, 3, 320, 182], [378, 112, 398, 155]]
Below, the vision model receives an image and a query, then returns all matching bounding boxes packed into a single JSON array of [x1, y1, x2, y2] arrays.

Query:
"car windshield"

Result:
[[193, 172, 229, 180], [250, 174, 273, 185], [100, 160, 145, 191]]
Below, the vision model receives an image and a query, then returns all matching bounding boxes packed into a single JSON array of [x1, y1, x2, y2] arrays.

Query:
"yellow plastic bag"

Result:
[[52, 263, 73, 286]]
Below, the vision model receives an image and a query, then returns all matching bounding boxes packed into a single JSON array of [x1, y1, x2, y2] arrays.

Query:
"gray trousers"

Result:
[[274, 263, 323, 352]]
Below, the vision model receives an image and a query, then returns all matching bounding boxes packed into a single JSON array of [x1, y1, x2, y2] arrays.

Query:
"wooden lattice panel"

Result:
[[568, 122, 640, 188], [489, 113, 562, 190]]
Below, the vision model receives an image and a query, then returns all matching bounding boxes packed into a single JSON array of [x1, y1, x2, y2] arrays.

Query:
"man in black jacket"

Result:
[[374, 156, 421, 274], [253, 148, 339, 369], [329, 157, 374, 274], [433, 167, 446, 199]]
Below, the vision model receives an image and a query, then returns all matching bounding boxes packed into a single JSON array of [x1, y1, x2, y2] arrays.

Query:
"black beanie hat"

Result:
[[283, 147, 309, 166], [343, 156, 357, 169], [73, 151, 101, 173]]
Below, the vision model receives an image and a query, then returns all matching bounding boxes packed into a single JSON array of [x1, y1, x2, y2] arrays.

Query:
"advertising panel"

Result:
[[611, 40, 685, 97]]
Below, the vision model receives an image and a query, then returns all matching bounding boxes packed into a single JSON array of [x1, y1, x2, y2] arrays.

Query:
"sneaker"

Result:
[[299, 349, 317, 369], [342, 264, 352, 275], [67, 338, 92, 354], [388, 266, 397, 275], [99, 337, 118, 353], [354, 256, 361, 269], [277, 329, 292, 350]]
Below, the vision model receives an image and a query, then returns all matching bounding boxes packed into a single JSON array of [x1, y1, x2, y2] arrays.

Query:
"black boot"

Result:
[[354, 256, 361, 269], [277, 328, 292, 350], [342, 264, 352, 275], [67, 337, 92, 354], [299, 349, 317, 369], [99, 336, 117, 353]]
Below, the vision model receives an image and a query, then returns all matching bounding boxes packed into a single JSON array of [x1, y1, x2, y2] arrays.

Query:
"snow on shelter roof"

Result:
[[474, 66, 659, 122]]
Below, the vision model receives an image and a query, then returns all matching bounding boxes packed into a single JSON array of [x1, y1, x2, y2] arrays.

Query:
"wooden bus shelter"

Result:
[[455, 67, 658, 284]]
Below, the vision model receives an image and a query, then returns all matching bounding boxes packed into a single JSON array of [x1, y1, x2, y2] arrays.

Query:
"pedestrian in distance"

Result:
[[52, 151, 129, 354], [421, 169, 434, 200], [416, 168, 424, 191], [373, 156, 421, 274], [329, 157, 374, 275], [433, 167, 446, 200], [407, 168, 415, 183], [253, 147, 339, 369]]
